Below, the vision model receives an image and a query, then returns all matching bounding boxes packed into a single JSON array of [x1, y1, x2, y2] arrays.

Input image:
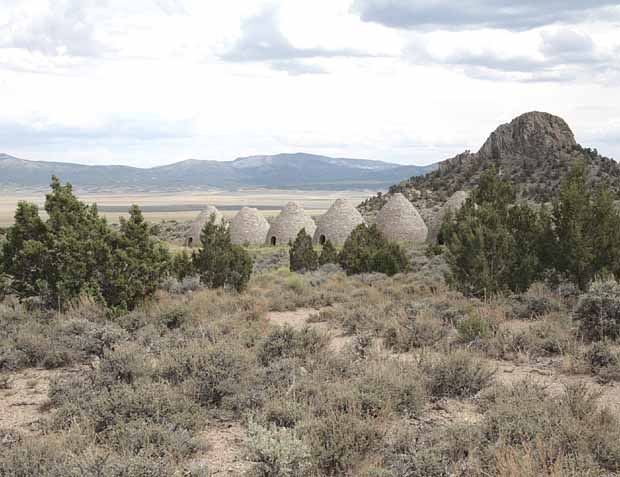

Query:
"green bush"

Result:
[[574, 279, 620, 341], [1, 178, 169, 311], [102, 205, 171, 311], [456, 314, 491, 343], [289, 229, 318, 272], [442, 168, 546, 297], [444, 163, 620, 296], [192, 215, 253, 292], [338, 224, 409, 276], [319, 240, 338, 266], [170, 250, 194, 281]]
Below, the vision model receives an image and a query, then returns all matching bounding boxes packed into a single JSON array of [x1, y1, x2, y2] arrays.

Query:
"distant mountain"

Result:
[[0, 152, 437, 191], [360, 112, 619, 219]]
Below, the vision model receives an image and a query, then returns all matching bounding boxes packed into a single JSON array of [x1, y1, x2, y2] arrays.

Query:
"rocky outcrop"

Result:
[[361, 111, 619, 220], [477, 111, 576, 160]]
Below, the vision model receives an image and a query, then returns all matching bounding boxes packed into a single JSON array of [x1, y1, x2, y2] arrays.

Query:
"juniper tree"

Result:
[[551, 161, 595, 290], [192, 215, 252, 292], [338, 224, 409, 276], [2, 177, 169, 310], [442, 168, 545, 296], [289, 229, 318, 272], [102, 205, 170, 311], [318, 239, 338, 266]]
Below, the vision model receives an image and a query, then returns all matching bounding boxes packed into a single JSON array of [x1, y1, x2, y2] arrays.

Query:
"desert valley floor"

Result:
[[0, 189, 373, 227]]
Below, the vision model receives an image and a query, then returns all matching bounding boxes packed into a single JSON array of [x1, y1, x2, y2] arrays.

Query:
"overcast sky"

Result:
[[0, 0, 619, 167]]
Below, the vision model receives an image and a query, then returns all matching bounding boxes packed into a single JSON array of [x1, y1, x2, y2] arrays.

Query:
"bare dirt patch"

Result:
[[423, 398, 482, 427], [265, 308, 353, 352], [188, 421, 253, 476], [493, 359, 620, 413], [0, 367, 82, 435]]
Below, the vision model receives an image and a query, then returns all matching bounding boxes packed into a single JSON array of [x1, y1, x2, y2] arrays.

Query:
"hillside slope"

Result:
[[360, 112, 619, 219], [0, 153, 437, 191]]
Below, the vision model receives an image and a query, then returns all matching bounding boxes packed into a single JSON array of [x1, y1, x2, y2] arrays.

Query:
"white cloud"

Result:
[[219, 5, 377, 74], [0, 0, 618, 167], [404, 28, 619, 83], [0, 0, 108, 57], [352, 0, 620, 31]]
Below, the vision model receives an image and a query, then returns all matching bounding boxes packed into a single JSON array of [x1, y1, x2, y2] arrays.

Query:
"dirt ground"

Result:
[[187, 421, 253, 476], [0, 366, 83, 435], [265, 308, 353, 352]]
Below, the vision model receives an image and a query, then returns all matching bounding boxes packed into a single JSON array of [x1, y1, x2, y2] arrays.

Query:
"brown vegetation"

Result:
[[2, 244, 620, 476]]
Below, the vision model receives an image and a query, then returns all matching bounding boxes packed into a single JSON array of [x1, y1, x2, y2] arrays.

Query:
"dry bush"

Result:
[[456, 313, 493, 344], [245, 419, 312, 477], [305, 410, 383, 476], [585, 341, 620, 383], [6, 242, 618, 476], [479, 312, 578, 362], [158, 339, 261, 415], [509, 283, 562, 321], [423, 350, 494, 399], [477, 381, 620, 475], [354, 359, 428, 418], [383, 423, 481, 477], [574, 279, 620, 341], [256, 325, 329, 366], [383, 304, 449, 351], [0, 431, 179, 476], [517, 313, 577, 357], [0, 305, 127, 371]]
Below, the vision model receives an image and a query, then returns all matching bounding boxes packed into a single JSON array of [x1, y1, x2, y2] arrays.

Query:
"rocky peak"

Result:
[[478, 111, 576, 159]]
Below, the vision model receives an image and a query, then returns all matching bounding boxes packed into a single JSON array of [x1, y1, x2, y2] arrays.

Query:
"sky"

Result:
[[0, 0, 619, 167]]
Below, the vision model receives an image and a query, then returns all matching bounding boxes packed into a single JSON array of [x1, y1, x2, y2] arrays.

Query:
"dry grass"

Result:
[[2, 248, 620, 475]]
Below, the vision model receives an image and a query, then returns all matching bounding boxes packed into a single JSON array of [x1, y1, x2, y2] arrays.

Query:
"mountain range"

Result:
[[0, 153, 438, 191]]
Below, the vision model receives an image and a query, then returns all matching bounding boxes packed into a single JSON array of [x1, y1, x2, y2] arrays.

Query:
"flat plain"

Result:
[[0, 188, 374, 226]]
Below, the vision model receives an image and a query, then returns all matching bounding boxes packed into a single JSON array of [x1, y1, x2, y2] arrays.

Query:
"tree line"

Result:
[[442, 161, 620, 297], [0, 177, 252, 311]]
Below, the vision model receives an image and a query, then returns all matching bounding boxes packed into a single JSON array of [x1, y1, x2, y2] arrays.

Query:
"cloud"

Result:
[[0, 115, 196, 148], [269, 60, 327, 75], [154, 0, 187, 15], [352, 0, 620, 31], [0, 0, 107, 57], [540, 29, 596, 64], [220, 6, 374, 74], [0, 0, 186, 60], [405, 29, 619, 83]]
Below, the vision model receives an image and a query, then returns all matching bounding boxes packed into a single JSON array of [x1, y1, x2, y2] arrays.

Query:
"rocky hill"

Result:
[[360, 112, 620, 220], [0, 153, 437, 192]]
